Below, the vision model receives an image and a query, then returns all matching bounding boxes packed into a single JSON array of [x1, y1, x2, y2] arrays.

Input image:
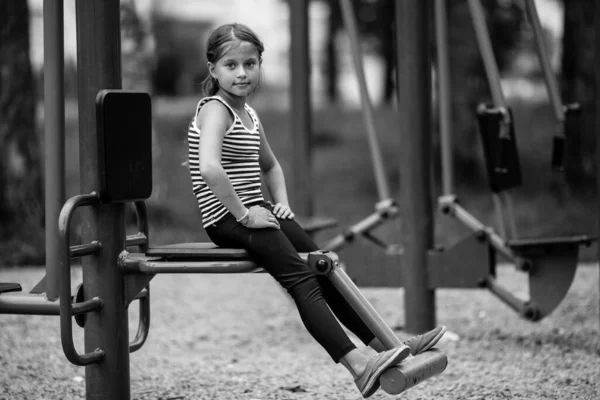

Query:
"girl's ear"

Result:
[[207, 62, 216, 78]]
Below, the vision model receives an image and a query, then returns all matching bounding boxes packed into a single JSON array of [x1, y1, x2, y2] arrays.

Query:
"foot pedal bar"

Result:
[[379, 349, 448, 394], [307, 251, 448, 394]]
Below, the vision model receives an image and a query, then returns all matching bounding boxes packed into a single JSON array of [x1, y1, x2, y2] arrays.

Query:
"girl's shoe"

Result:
[[403, 325, 447, 355], [354, 344, 410, 398]]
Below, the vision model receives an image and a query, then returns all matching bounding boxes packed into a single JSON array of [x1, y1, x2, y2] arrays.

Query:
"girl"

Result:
[[188, 23, 445, 398]]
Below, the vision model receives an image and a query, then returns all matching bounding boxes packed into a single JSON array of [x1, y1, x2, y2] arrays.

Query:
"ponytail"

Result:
[[201, 75, 219, 96]]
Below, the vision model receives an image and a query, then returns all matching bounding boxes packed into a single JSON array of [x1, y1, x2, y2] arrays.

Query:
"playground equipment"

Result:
[[433, 0, 596, 321], [0, 2, 447, 398], [1, 87, 448, 397], [319, 0, 596, 325]]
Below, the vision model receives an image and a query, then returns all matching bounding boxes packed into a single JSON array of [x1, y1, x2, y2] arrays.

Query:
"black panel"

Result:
[[96, 90, 152, 203]]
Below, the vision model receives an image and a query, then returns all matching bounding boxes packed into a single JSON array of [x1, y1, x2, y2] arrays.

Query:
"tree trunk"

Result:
[[561, 0, 596, 193], [0, 0, 44, 265]]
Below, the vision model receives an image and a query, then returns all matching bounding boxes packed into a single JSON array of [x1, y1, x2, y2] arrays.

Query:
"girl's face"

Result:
[[209, 40, 261, 98]]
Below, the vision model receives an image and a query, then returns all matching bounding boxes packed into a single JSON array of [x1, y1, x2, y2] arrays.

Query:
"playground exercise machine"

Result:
[[0, 1, 446, 398], [311, 0, 597, 326], [433, 0, 596, 321]]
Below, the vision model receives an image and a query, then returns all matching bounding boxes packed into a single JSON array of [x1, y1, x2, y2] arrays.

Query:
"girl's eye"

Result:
[[246, 62, 256, 67]]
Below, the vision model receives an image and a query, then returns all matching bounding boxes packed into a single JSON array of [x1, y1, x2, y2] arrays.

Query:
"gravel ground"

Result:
[[1, 264, 598, 400]]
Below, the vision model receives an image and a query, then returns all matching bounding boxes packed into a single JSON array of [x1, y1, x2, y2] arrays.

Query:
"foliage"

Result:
[[0, 0, 44, 265]]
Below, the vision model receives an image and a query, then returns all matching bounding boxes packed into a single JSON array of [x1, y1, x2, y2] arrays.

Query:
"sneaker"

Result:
[[403, 325, 447, 355], [354, 345, 411, 398]]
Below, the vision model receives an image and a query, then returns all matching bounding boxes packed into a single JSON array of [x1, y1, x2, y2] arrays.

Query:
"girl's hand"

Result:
[[244, 206, 280, 229], [272, 203, 295, 220]]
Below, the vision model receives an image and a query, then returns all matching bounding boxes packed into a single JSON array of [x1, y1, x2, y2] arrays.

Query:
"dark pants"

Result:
[[205, 201, 375, 362]]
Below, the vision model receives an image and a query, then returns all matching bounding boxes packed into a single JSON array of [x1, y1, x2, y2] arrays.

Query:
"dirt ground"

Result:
[[1, 263, 598, 400]]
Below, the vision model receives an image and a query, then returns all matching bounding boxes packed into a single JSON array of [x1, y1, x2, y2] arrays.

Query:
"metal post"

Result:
[[596, 0, 600, 331], [395, 0, 436, 332], [75, 1, 130, 399], [289, 0, 313, 217], [434, 0, 454, 196], [44, 0, 65, 301]]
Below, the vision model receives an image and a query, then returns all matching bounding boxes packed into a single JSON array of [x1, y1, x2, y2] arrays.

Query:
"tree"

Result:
[[560, 0, 595, 193], [0, 0, 44, 265]]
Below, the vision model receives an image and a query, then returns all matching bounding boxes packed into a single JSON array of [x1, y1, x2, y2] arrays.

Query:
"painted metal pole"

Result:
[[289, 0, 313, 217], [339, 0, 391, 201], [75, 1, 130, 398], [434, 0, 454, 196], [395, 0, 436, 332], [467, 0, 507, 108], [524, 0, 564, 123], [596, 0, 600, 332], [43, 0, 65, 301]]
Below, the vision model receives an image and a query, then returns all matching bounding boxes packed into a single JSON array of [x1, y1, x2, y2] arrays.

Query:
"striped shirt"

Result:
[[188, 96, 264, 227]]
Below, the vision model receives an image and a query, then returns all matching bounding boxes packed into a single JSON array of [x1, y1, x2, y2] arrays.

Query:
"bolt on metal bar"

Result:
[[70, 241, 103, 258]]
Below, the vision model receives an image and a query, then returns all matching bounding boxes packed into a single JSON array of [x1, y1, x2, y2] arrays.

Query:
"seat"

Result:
[[0, 283, 22, 294]]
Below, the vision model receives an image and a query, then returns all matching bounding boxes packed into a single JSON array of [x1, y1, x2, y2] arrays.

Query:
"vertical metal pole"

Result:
[[75, 1, 130, 399], [434, 0, 454, 196], [596, 0, 600, 332], [289, 0, 313, 217], [395, 0, 436, 332], [44, 0, 65, 301]]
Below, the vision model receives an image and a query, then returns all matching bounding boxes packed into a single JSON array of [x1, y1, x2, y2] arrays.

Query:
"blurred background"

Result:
[[0, 0, 596, 267]]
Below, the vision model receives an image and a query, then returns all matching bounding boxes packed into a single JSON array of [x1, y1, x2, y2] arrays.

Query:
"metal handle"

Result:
[[58, 192, 105, 366], [129, 287, 150, 353]]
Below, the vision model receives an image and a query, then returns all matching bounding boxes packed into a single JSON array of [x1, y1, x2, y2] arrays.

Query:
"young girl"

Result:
[[188, 23, 445, 398]]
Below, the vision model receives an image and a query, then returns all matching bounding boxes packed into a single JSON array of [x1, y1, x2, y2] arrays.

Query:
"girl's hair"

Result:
[[201, 23, 265, 97]]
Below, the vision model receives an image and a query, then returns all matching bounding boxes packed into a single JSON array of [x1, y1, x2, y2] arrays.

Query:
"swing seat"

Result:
[[0, 283, 22, 294], [506, 235, 595, 320], [146, 242, 250, 260]]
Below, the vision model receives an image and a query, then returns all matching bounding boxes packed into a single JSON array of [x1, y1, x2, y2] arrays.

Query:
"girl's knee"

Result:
[[285, 274, 323, 303]]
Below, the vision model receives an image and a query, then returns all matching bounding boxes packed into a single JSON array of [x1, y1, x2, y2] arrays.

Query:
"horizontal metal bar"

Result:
[[138, 260, 265, 274], [0, 294, 60, 315], [70, 241, 102, 258], [121, 252, 311, 274], [72, 297, 103, 316], [126, 233, 147, 248]]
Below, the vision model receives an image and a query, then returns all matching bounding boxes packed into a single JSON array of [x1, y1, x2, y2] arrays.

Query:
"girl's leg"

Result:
[[206, 213, 358, 363], [275, 214, 376, 346]]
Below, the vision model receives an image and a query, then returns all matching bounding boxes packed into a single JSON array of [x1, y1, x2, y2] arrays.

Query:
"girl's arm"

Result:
[[258, 121, 295, 220], [197, 101, 248, 220]]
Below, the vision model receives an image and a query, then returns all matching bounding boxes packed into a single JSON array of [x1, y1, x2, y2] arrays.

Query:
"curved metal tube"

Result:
[[129, 287, 150, 353], [58, 193, 105, 365]]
